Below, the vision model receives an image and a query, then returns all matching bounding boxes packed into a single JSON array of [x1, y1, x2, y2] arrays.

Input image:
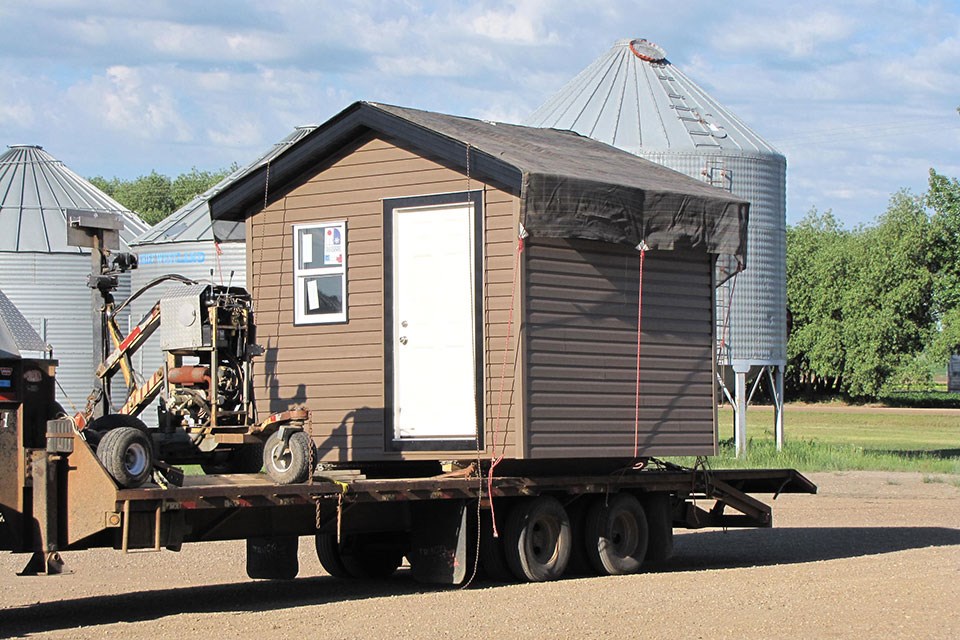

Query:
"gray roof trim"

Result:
[[208, 102, 523, 234]]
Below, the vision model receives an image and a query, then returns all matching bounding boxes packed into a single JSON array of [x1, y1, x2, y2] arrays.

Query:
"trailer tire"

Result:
[[480, 507, 514, 582], [96, 426, 154, 488], [504, 496, 571, 582], [263, 430, 313, 484], [584, 493, 649, 575], [314, 533, 351, 578], [341, 534, 404, 579]]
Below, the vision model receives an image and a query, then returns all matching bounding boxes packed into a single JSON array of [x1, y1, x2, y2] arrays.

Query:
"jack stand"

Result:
[[18, 551, 69, 576]]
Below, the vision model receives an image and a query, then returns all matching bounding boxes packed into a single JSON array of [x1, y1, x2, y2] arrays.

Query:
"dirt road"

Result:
[[2, 471, 958, 639]]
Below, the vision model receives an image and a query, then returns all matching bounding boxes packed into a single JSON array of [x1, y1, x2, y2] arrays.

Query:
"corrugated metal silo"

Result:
[[527, 39, 787, 450], [128, 126, 315, 425], [0, 145, 150, 413]]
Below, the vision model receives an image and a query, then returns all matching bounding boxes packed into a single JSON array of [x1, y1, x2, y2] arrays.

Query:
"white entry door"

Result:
[[393, 202, 478, 441]]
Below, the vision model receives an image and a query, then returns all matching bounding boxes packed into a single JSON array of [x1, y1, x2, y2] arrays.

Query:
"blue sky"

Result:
[[1, 0, 958, 227]]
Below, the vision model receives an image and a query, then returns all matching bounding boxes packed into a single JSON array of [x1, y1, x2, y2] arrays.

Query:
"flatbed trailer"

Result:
[[3, 422, 816, 584]]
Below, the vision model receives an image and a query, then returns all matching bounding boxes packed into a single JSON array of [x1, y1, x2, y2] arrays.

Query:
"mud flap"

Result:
[[245, 535, 299, 580], [408, 500, 468, 585]]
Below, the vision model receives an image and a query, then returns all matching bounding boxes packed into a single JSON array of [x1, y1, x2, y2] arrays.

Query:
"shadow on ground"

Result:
[[2, 526, 958, 636], [657, 525, 960, 573]]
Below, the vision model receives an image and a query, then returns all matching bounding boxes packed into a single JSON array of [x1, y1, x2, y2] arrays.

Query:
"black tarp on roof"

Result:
[[209, 102, 749, 264]]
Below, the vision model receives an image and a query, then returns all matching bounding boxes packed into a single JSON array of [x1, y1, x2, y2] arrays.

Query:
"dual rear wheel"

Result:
[[484, 492, 668, 583]]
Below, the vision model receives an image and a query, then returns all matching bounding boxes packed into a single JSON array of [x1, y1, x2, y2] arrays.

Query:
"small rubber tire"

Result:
[[201, 443, 265, 475], [96, 426, 154, 488], [584, 493, 649, 575], [263, 430, 313, 484], [503, 496, 572, 582], [480, 506, 514, 582], [314, 533, 351, 579]]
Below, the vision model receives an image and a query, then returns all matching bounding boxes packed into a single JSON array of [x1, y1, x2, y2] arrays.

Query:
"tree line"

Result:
[[787, 169, 960, 399], [90, 166, 235, 226]]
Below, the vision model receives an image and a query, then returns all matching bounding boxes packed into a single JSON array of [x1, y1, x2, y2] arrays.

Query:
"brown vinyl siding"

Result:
[[523, 239, 717, 459], [247, 134, 521, 462]]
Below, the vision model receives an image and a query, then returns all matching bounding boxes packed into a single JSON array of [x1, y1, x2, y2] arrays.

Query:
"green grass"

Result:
[[669, 404, 960, 474]]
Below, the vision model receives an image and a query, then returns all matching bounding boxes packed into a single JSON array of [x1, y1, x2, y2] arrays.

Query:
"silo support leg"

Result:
[[734, 371, 747, 457], [771, 366, 785, 451]]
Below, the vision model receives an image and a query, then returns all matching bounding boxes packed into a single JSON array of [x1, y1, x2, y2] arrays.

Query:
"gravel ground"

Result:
[[1, 471, 959, 639]]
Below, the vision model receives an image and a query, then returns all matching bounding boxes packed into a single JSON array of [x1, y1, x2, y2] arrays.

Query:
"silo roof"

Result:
[[0, 287, 47, 357], [527, 39, 781, 157], [132, 125, 316, 246], [0, 145, 150, 253]]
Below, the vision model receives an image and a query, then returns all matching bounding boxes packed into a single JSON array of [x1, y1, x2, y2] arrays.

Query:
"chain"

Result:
[[263, 160, 271, 210]]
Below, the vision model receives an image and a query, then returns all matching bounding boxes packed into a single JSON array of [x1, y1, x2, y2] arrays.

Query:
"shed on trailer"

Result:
[[208, 101, 748, 469]]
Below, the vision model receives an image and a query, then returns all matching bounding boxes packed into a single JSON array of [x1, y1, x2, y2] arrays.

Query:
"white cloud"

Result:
[[1, 0, 958, 228], [711, 9, 856, 59], [65, 65, 192, 142]]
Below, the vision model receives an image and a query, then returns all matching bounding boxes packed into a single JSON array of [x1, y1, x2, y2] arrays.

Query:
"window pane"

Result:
[[302, 274, 343, 315], [299, 225, 344, 269], [298, 228, 325, 270]]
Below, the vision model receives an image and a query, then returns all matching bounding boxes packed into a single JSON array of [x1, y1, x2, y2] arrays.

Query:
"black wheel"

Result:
[[317, 533, 403, 579], [341, 533, 404, 578], [314, 533, 351, 578], [201, 443, 265, 475], [480, 506, 514, 582], [503, 496, 571, 582], [584, 493, 649, 575], [263, 430, 313, 484], [96, 426, 154, 488]]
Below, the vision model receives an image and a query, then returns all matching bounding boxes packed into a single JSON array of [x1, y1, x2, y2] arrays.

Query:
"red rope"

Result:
[[214, 241, 225, 285], [634, 245, 647, 459], [487, 236, 524, 537]]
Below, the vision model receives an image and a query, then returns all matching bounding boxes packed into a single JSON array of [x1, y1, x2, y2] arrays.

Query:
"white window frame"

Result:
[[292, 221, 347, 325]]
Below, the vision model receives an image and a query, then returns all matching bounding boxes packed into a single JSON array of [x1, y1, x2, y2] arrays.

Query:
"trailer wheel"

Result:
[[341, 534, 404, 578], [316, 533, 403, 579], [504, 496, 571, 582], [584, 493, 649, 575], [480, 507, 514, 582], [314, 533, 351, 578], [263, 429, 313, 484], [96, 426, 154, 488]]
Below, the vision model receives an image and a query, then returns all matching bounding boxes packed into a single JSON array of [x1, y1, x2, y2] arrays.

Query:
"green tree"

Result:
[[786, 208, 851, 395], [88, 166, 234, 226], [840, 191, 933, 396], [171, 165, 235, 211], [926, 169, 960, 361], [112, 171, 175, 225]]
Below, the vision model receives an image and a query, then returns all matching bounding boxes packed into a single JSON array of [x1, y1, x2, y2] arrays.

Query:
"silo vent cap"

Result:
[[628, 39, 666, 62]]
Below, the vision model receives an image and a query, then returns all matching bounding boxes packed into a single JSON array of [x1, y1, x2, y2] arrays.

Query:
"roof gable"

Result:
[[210, 102, 749, 263]]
